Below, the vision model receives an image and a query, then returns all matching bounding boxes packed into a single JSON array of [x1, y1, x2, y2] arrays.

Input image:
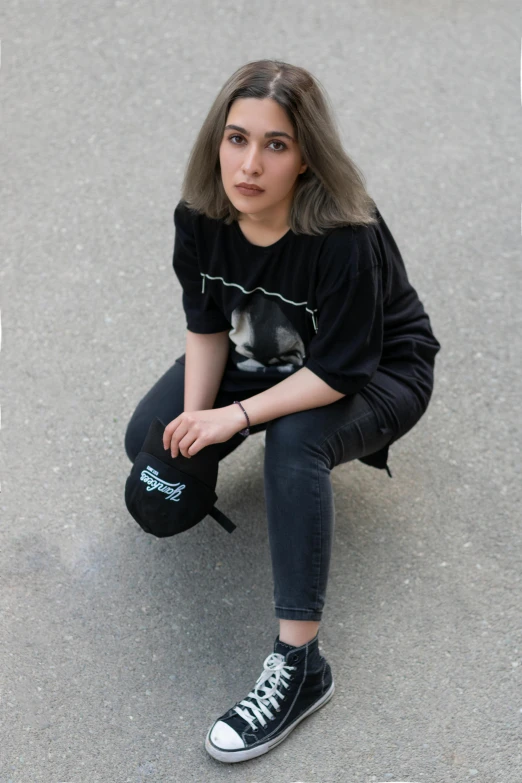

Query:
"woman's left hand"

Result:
[[162, 405, 246, 459]]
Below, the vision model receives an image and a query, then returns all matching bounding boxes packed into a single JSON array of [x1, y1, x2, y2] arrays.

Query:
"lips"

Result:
[[236, 183, 264, 192]]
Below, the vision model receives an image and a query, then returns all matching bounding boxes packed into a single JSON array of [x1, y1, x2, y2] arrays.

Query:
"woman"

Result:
[[124, 59, 441, 763]]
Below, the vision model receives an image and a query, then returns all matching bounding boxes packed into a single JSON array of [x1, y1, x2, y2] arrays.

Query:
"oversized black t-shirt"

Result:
[[172, 199, 441, 475]]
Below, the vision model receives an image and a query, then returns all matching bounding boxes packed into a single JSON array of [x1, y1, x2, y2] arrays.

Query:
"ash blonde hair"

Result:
[[180, 59, 378, 234]]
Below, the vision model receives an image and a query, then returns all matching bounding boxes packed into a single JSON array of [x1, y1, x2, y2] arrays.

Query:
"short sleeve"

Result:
[[172, 200, 231, 334], [304, 231, 383, 396]]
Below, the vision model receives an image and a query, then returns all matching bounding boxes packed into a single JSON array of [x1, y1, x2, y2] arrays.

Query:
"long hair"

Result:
[[180, 59, 378, 234]]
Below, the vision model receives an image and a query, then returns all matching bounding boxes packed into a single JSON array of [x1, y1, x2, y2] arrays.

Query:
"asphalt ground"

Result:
[[1, 2, 520, 781]]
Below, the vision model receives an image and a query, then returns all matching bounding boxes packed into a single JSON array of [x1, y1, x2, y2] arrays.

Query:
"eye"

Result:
[[227, 134, 287, 152]]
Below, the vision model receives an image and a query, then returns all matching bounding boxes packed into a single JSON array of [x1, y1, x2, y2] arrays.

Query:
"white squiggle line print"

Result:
[[200, 273, 319, 330], [201, 272, 309, 306]]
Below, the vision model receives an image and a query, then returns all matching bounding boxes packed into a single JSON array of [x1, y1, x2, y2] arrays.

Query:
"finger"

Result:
[[186, 438, 198, 458], [187, 433, 207, 458], [163, 425, 173, 450], [163, 418, 181, 450], [165, 428, 182, 458], [170, 432, 183, 458], [178, 433, 199, 459], [163, 419, 188, 457]]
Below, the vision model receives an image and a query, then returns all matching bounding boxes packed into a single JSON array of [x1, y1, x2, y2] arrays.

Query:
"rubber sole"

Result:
[[204, 679, 335, 763]]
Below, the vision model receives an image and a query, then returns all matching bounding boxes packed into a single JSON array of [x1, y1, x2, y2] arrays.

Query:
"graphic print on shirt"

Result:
[[228, 291, 306, 377]]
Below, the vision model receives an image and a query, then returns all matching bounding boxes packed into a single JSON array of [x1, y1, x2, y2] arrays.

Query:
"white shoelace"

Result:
[[233, 652, 296, 731]]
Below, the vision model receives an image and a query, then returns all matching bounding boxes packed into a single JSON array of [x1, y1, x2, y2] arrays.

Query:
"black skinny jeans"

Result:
[[124, 356, 421, 622]]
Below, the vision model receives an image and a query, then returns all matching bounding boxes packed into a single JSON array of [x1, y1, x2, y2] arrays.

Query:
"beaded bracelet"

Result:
[[233, 400, 251, 437]]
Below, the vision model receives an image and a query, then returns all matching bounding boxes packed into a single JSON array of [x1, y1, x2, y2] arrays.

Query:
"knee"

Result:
[[265, 411, 313, 459]]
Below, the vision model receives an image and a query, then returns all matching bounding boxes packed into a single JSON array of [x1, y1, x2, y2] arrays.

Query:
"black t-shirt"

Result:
[[172, 199, 441, 474]]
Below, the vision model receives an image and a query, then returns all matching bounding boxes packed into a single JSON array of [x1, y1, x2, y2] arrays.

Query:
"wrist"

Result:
[[230, 401, 251, 435]]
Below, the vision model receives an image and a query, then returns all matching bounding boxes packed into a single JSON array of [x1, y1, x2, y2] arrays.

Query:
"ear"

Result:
[[299, 162, 308, 175]]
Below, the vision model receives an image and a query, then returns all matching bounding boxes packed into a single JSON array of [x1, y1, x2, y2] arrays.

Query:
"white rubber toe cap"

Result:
[[210, 720, 245, 750]]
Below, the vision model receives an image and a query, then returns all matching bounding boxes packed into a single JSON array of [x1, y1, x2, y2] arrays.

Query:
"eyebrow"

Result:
[[224, 124, 294, 142]]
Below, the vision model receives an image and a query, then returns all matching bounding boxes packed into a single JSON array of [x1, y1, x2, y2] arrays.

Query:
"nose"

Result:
[[242, 143, 263, 174]]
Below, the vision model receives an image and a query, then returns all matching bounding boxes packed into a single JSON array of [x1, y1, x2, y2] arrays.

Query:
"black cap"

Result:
[[124, 417, 236, 537]]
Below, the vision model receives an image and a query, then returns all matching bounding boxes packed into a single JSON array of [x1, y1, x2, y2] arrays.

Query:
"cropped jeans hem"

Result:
[[275, 606, 324, 621]]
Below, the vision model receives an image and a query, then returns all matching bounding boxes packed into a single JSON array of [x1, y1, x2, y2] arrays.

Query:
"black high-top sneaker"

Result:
[[204, 631, 334, 763]]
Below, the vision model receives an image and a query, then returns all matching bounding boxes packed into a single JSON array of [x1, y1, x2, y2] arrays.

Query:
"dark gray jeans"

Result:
[[124, 357, 414, 622]]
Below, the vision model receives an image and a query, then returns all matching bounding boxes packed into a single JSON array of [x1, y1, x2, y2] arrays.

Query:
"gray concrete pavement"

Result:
[[1, 1, 521, 781]]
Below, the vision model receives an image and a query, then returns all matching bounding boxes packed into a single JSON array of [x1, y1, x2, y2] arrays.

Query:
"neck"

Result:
[[238, 191, 294, 234]]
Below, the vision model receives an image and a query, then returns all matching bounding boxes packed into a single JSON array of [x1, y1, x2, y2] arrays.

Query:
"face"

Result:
[[219, 97, 308, 227]]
